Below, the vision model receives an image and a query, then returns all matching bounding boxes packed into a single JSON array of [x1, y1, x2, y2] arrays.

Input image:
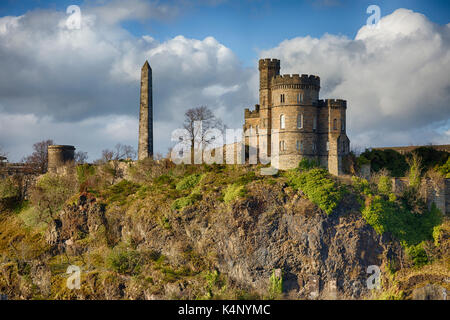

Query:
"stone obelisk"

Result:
[[138, 60, 153, 160]]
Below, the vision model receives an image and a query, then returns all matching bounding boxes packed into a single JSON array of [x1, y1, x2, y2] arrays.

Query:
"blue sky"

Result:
[[0, 0, 448, 161], [1, 0, 449, 67]]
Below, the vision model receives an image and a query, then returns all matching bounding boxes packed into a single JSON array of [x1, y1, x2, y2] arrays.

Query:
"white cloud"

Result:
[[0, 5, 255, 161], [0, 7, 448, 162], [260, 9, 450, 149]]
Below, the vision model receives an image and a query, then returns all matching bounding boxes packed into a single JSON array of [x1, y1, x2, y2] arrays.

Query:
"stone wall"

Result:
[[392, 177, 449, 215]]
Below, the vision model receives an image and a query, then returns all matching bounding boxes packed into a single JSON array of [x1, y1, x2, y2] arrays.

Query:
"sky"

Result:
[[0, 0, 449, 161]]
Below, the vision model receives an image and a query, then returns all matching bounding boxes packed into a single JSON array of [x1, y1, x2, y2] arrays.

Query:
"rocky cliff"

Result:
[[0, 163, 448, 300]]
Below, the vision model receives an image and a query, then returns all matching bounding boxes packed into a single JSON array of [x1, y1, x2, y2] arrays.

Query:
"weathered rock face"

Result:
[[120, 182, 401, 299], [39, 181, 403, 300], [46, 193, 106, 255]]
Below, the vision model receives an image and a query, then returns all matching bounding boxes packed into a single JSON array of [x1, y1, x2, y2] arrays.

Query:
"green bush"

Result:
[[352, 176, 373, 196], [176, 173, 203, 191], [287, 168, 345, 215], [223, 183, 247, 204], [30, 173, 78, 219], [362, 197, 442, 246], [298, 158, 321, 170], [107, 246, 143, 275], [405, 242, 429, 268], [377, 175, 392, 195], [0, 177, 20, 199], [171, 188, 202, 211], [76, 164, 96, 185], [268, 270, 283, 299], [102, 180, 140, 206], [406, 147, 449, 172], [359, 149, 408, 177], [437, 158, 450, 178], [154, 174, 174, 186]]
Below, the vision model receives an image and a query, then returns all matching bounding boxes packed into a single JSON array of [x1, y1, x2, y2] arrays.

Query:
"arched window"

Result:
[[333, 118, 337, 130], [279, 140, 286, 151], [280, 94, 285, 103], [297, 113, 303, 129], [280, 114, 285, 129], [297, 93, 304, 103], [313, 116, 317, 131], [341, 119, 345, 131]]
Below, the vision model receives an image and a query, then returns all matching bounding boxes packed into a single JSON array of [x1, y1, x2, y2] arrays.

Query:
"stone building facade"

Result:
[[244, 58, 350, 174]]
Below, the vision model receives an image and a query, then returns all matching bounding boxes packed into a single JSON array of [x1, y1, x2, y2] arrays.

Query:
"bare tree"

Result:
[[97, 144, 136, 185], [182, 106, 224, 163], [22, 139, 54, 174], [74, 151, 88, 164], [100, 143, 136, 162]]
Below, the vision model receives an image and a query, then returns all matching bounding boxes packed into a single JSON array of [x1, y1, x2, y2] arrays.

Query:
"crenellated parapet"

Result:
[[318, 99, 347, 109], [244, 104, 260, 118], [271, 74, 320, 90], [258, 58, 281, 70]]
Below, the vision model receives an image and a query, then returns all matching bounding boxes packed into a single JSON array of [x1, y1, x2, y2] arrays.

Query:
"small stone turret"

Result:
[[47, 145, 75, 174]]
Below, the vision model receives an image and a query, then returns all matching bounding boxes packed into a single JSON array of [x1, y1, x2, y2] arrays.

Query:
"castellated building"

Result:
[[244, 58, 350, 175]]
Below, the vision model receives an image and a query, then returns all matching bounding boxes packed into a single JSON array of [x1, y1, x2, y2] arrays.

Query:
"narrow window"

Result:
[[280, 114, 285, 129], [312, 142, 316, 152], [341, 119, 345, 131], [279, 141, 285, 151], [313, 116, 317, 131], [296, 140, 300, 151], [256, 125, 259, 134], [280, 94, 285, 103], [297, 113, 303, 129], [333, 118, 337, 130], [326, 141, 330, 151]]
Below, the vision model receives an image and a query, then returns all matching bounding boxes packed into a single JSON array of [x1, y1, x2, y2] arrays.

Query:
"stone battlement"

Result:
[[318, 99, 347, 108], [258, 58, 281, 69], [244, 105, 260, 118], [271, 74, 320, 88]]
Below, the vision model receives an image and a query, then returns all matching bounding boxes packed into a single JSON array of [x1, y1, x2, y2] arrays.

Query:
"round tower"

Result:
[[270, 74, 321, 169], [47, 145, 75, 174]]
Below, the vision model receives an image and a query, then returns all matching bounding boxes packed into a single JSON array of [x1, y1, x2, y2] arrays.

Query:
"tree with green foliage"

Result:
[[359, 149, 408, 177], [406, 147, 448, 172]]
